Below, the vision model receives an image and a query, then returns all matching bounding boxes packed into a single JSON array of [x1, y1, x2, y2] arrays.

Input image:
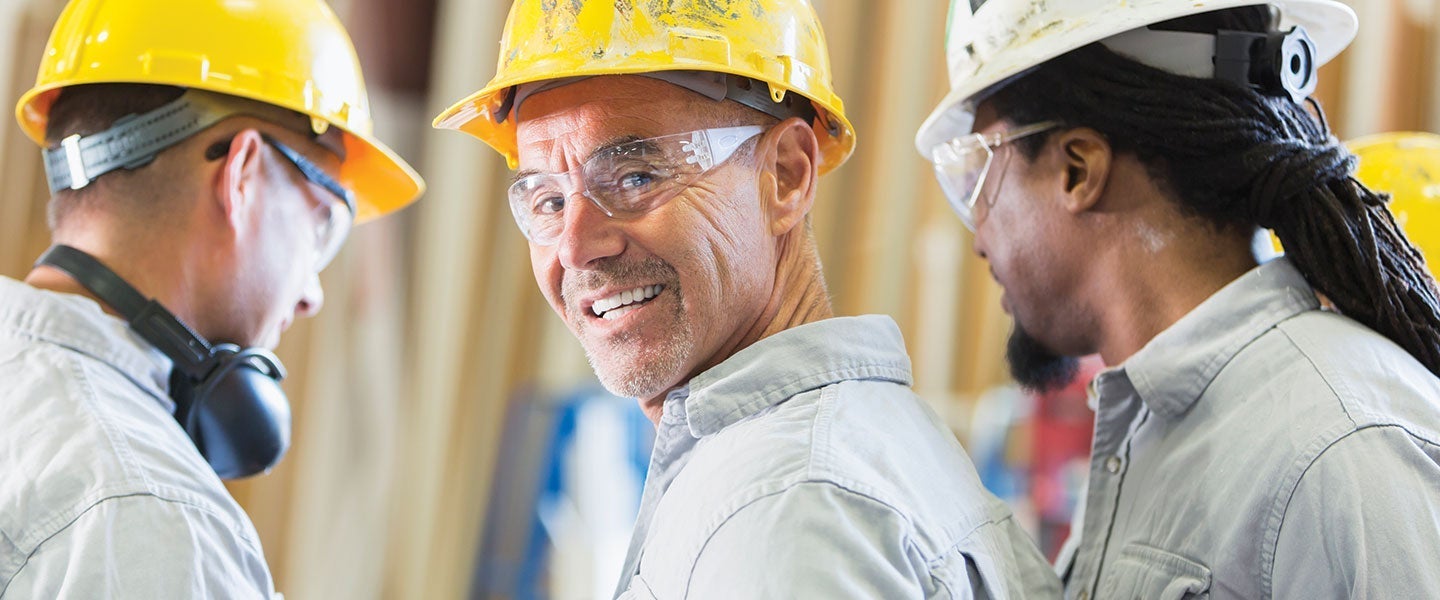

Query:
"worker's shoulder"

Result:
[[685, 378, 1006, 549], [1266, 308, 1440, 438], [694, 377, 980, 488], [0, 337, 251, 566], [1196, 306, 1440, 505]]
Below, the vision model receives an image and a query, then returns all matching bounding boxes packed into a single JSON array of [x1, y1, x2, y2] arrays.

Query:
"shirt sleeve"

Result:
[[1272, 425, 1440, 598], [4, 494, 276, 599], [681, 481, 935, 599]]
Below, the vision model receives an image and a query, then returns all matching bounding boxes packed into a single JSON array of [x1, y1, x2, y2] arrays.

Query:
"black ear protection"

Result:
[[37, 245, 290, 479], [1214, 26, 1318, 103]]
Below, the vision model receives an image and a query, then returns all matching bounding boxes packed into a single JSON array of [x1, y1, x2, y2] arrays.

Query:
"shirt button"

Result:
[[1105, 455, 1122, 474]]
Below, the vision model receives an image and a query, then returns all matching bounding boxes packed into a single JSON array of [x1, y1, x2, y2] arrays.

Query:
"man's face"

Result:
[[225, 128, 343, 349], [968, 102, 1084, 391], [515, 76, 777, 402]]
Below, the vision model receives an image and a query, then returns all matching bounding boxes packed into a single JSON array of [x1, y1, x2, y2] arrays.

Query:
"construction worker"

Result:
[[0, 0, 422, 596], [435, 1, 1058, 597], [918, 1, 1440, 597]]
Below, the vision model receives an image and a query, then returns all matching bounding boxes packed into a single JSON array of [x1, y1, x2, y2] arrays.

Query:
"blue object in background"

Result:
[[471, 386, 653, 600]]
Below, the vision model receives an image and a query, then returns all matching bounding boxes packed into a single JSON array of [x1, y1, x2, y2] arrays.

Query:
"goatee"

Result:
[[1006, 324, 1079, 393]]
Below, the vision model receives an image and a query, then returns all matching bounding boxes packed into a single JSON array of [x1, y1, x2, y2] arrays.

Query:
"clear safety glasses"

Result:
[[930, 121, 1060, 231], [259, 135, 356, 271], [508, 125, 764, 245]]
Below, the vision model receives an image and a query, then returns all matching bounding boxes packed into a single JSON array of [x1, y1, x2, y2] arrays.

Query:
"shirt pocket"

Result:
[[1097, 543, 1212, 600]]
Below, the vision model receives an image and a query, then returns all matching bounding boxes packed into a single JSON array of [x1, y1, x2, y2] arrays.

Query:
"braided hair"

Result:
[[988, 6, 1440, 377]]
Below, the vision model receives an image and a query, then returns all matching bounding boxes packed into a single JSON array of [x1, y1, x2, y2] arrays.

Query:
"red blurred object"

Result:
[[1028, 356, 1103, 561]]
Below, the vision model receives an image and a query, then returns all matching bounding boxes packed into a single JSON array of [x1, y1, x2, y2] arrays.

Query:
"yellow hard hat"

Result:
[[1266, 132, 1440, 271], [15, 0, 424, 223], [432, 0, 855, 175], [1349, 132, 1440, 276]]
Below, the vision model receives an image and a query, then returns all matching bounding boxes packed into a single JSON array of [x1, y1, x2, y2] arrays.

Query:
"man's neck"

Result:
[[640, 234, 833, 424], [24, 236, 195, 328], [1090, 230, 1263, 365], [718, 231, 833, 364]]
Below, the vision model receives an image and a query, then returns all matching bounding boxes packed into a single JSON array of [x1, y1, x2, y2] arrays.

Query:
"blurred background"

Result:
[[0, 0, 1436, 598]]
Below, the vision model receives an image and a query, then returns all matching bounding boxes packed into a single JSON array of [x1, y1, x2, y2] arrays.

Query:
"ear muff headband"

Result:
[[36, 245, 290, 479]]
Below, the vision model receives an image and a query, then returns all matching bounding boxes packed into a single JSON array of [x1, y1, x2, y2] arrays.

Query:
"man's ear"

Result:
[[758, 117, 819, 237], [212, 128, 266, 231], [1053, 127, 1112, 215]]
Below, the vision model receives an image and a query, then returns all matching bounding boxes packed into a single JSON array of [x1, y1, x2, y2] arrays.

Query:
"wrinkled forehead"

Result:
[[513, 75, 730, 169]]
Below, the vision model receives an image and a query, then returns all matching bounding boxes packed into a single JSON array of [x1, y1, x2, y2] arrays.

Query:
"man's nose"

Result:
[[295, 272, 325, 319], [554, 192, 625, 271]]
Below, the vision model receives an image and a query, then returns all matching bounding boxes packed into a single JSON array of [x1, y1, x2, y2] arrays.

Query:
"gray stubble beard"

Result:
[[563, 257, 694, 401]]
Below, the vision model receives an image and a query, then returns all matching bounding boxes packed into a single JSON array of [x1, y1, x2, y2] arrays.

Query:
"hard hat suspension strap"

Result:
[[1100, 25, 1319, 103], [43, 91, 245, 194], [502, 71, 818, 129], [716, 74, 819, 130]]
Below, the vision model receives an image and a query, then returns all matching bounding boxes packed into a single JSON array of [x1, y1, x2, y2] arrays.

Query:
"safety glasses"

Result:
[[930, 121, 1060, 231], [508, 125, 764, 245], [207, 133, 355, 272], [259, 135, 355, 271]]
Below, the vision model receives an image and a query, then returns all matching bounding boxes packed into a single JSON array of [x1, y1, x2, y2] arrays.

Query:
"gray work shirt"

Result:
[[614, 315, 1060, 599], [0, 276, 277, 598], [1058, 258, 1440, 599]]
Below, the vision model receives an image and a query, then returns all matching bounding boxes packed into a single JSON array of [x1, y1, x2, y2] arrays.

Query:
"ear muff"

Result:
[[171, 345, 291, 479], [36, 245, 291, 479]]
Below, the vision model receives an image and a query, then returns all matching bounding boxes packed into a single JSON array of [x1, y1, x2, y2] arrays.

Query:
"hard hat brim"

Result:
[[342, 128, 425, 225], [432, 65, 856, 176]]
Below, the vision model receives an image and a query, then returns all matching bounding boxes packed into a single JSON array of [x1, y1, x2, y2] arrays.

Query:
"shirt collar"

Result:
[[1121, 257, 1319, 419], [0, 276, 174, 409], [676, 315, 913, 438]]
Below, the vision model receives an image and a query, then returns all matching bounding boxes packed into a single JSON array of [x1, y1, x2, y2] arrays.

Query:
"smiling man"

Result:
[[0, 0, 422, 596], [435, 1, 1057, 598]]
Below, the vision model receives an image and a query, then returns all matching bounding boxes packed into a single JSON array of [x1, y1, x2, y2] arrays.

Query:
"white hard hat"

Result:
[[915, 0, 1358, 157]]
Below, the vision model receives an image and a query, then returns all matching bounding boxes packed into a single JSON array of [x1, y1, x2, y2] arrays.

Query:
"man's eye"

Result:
[[534, 195, 566, 215], [618, 171, 656, 190]]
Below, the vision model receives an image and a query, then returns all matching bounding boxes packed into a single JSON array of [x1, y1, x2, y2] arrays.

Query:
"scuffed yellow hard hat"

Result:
[[15, 0, 424, 223], [1350, 132, 1440, 276], [432, 0, 855, 175]]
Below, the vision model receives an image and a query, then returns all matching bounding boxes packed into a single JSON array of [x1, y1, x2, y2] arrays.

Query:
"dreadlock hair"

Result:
[[988, 5, 1440, 377]]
